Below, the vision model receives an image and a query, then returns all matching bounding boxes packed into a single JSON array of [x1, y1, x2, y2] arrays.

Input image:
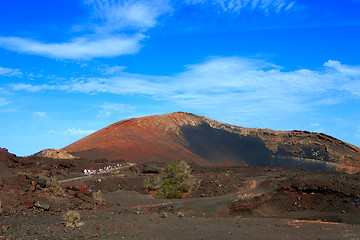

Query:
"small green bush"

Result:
[[142, 160, 192, 199], [141, 174, 161, 190]]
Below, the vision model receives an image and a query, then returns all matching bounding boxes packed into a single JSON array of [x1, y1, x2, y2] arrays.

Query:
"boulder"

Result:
[[34, 201, 50, 211]]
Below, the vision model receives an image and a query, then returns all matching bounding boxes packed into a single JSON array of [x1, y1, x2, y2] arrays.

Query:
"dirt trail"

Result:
[[166, 176, 275, 217]]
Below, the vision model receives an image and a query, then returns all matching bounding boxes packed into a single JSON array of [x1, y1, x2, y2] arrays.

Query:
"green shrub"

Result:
[[141, 174, 162, 190], [142, 160, 192, 199], [156, 180, 190, 199]]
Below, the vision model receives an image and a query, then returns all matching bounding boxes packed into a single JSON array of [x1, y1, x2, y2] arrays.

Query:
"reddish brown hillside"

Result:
[[63, 112, 206, 164], [0, 147, 19, 177], [63, 112, 360, 173], [0, 148, 15, 162]]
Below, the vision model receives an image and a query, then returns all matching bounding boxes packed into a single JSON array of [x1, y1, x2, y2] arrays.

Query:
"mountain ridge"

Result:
[[63, 112, 360, 173]]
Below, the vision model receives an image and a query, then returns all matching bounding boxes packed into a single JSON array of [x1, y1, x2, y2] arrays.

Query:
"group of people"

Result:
[[83, 164, 122, 175]]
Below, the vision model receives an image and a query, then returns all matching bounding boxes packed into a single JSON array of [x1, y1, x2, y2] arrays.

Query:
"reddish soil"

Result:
[[0, 149, 359, 239], [63, 112, 360, 174]]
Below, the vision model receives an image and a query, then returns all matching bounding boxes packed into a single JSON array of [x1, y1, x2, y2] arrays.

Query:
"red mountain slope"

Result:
[[64, 112, 207, 164], [63, 112, 360, 173]]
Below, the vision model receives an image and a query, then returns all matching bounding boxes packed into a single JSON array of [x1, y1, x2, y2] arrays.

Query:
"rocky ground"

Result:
[[0, 149, 360, 239]]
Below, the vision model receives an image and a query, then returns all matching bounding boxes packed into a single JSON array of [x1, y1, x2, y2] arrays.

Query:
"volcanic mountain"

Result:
[[63, 112, 360, 173]]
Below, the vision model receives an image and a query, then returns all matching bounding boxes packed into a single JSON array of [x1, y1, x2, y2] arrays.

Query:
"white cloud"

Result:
[[86, 0, 172, 32], [11, 83, 57, 92], [185, 0, 296, 13], [323, 60, 360, 97], [102, 65, 127, 75], [33, 112, 47, 117], [0, 66, 22, 76], [50, 128, 95, 136], [0, 0, 171, 59], [324, 60, 360, 77], [11, 57, 360, 118], [97, 102, 135, 117], [0, 34, 144, 59], [0, 0, 298, 60]]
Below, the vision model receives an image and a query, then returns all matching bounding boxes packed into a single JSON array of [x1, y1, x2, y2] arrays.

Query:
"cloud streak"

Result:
[[0, 35, 145, 59], [33, 112, 47, 117], [0, 97, 10, 107], [10, 57, 360, 118], [50, 128, 95, 136], [86, 0, 172, 32], [0, 0, 171, 59], [97, 102, 136, 117], [0, 66, 22, 76], [185, 0, 296, 13], [0, 0, 298, 59]]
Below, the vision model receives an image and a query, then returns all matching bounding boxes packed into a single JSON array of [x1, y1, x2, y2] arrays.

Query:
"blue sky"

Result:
[[1, 0, 360, 156]]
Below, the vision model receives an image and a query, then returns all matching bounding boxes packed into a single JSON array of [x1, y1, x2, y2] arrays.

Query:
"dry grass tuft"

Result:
[[42, 176, 65, 197], [93, 190, 105, 205], [63, 210, 84, 227]]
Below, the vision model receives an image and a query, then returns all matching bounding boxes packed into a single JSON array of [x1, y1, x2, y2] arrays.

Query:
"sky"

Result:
[[1, 0, 360, 156]]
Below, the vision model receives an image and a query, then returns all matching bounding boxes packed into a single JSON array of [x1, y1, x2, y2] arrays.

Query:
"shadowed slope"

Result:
[[63, 112, 360, 173]]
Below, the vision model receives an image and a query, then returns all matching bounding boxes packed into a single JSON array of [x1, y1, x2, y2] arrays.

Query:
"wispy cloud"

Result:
[[185, 0, 296, 13], [50, 128, 95, 136], [0, 0, 299, 59], [11, 83, 57, 92], [85, 0, 172, 32], [33, 112, 47, 117], [10, 57, 360, 117], [0, 66, 22, 76], [0, 0, 172, 59], [0, 97, 10, 107], [97, 102, 136, 117], [0, 35, 144, 59], [102, 65, 127, 75]]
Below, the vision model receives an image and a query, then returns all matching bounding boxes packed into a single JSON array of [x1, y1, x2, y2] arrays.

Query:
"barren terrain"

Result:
[[0, 147, 359, 239]]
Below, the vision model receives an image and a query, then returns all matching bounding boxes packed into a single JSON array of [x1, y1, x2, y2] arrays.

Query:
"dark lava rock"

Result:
[[34, 201, 50, 211], [37, 177, 47, 188], [142, 168, 160, 174], [25, 174, 37, 181]]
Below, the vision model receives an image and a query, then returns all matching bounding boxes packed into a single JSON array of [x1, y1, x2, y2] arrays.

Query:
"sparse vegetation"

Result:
[[63, 210, 84, 227], [93, 190, 105, 205], [142, 160, 192, 199], [42, 175, 65, 197], [160, 211, 167, 218]]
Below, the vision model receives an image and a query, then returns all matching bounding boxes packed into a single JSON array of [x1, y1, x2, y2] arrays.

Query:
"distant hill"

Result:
[[63, 112, 360, 173], [33, 148, 78, 159]]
